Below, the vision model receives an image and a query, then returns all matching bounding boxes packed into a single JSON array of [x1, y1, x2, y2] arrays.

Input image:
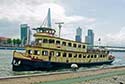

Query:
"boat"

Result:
[[12, 9, 115, 71]]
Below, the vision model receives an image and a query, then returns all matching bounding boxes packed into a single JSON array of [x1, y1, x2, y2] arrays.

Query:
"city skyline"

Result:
[[0, 0, 125, 46]]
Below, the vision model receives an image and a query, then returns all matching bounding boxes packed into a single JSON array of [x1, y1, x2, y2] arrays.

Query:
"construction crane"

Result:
[[55, 22, 64, 37]]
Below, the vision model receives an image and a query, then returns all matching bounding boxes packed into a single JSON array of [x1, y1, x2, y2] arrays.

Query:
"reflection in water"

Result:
[[0, 50, 125, 77]]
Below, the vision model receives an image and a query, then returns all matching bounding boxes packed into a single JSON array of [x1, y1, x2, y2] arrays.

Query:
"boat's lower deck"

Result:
[[12, 57, 114, 71]]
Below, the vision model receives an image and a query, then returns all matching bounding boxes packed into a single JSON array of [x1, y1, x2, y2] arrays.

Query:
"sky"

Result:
[[0, 0, 125, 46]]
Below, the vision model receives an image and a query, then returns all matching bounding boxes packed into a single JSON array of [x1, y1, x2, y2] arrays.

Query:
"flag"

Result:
[[98, 38, 101, 41]]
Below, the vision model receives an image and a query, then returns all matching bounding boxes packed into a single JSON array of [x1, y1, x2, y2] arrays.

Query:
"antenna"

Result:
[[55, 22, 64, 37]]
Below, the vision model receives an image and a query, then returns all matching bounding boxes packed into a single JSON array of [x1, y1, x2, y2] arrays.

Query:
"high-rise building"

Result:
[[76, 27, 82, 36], [75, 35, 81, 42], [75, 27, 82, 42], [0, 37, 10, 46], [85, 36, 88, 43], [20, 24, 30, 46], [85, 29, 94, 49]]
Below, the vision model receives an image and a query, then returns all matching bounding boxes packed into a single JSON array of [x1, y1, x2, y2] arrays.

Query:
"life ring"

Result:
[[71, 64, 78, 71], [13, 60, 21, 66], [71, 64, 78, 68]]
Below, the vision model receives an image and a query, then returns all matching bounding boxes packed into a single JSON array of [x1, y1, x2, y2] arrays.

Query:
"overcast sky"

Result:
[[0, 0, 125, 46]]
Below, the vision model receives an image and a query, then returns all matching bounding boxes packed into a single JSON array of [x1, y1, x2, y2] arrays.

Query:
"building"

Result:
[[75, 27, 82, 42], [0, 37, 10, 46], [85, 29, 94, 49], [75, 35, 81, 42], [20, 24, 30, 46]]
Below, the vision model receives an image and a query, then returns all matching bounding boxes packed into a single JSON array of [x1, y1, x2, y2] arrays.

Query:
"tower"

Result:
[[41, 8, 52, 28], [47, 8, 51, 28], [20, 24, 30, 46], [85, 29, 94, 49], [75, 27, 82, 42]]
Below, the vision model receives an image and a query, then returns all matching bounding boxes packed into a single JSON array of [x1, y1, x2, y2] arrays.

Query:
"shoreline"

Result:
[[0, 66, 125, 84]]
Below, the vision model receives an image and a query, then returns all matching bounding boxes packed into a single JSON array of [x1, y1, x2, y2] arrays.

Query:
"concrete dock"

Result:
[[0, 66, 125, 84]]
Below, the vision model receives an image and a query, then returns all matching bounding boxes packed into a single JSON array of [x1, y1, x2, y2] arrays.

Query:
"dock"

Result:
[[0, 66, 125, 84]]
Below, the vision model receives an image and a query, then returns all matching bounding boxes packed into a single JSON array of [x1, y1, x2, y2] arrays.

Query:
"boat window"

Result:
[[47, 30, 49, 33], [56, 52, 61, 57], [68, 43, 72, 47], [39, 30, 43, 32], [42, 29, 46, 33], [52, 30, 54, 33], [83, 45, 86, 48], [42, 51, 48, 56], [27, 50, 32, 54], [43, 39, 48, 43], [62, 42, 66, 46], [91, 55, 93, 58], [79, 54, 82, 58], [78, 44, 81, 48], [73, 43, 77, 47], [63, 53, 67, 57], [103, 55, 105, 57], [48, 30, 50, 33], [107, 51, 109, 54], [49, 39, 55, 44], [56, 40, 60, 45], [87, 55, 90, 58], [74, 54, 77, 58], [68, 53, 72, 58], [83, 55, 86, 58], [34, 50, 40, 55], [46, 30, 49, 33], [35, 40, 39, 44], [50, 51, 54, 56], [94, 55, 97, 58], [51, 30, 55, 34], [48, 30, 52, 34], [38, 39, 42, 43], [100, 55, 103, 58]]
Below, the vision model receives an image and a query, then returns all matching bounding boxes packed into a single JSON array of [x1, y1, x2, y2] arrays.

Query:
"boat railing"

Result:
[[87, 49, 107, 53], [29, 42, 87, 52]]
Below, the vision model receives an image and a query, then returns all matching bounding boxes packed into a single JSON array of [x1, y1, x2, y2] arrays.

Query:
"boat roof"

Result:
[[33, 27, 56, 32]]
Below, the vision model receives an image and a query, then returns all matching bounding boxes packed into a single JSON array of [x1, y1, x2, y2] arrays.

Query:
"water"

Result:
[[111, 52, 125, 66], [0, 50, 125, 77]]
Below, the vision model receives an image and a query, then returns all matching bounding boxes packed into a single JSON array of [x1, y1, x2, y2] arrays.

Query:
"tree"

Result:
[[7, 39, 12, 46], [16, 39, 21, 47], [12, 39, 16, 46]]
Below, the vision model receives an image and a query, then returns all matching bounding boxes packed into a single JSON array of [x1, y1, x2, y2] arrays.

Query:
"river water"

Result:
[[0, 50, 125, 77]]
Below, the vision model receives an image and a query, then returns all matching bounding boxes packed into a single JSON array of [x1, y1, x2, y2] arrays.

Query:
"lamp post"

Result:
[[55, 22, 64, 37]]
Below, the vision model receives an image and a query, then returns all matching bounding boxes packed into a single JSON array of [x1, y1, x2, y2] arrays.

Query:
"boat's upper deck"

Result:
[[33, 27, 56, 36], [31, 27, 87, 52]]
